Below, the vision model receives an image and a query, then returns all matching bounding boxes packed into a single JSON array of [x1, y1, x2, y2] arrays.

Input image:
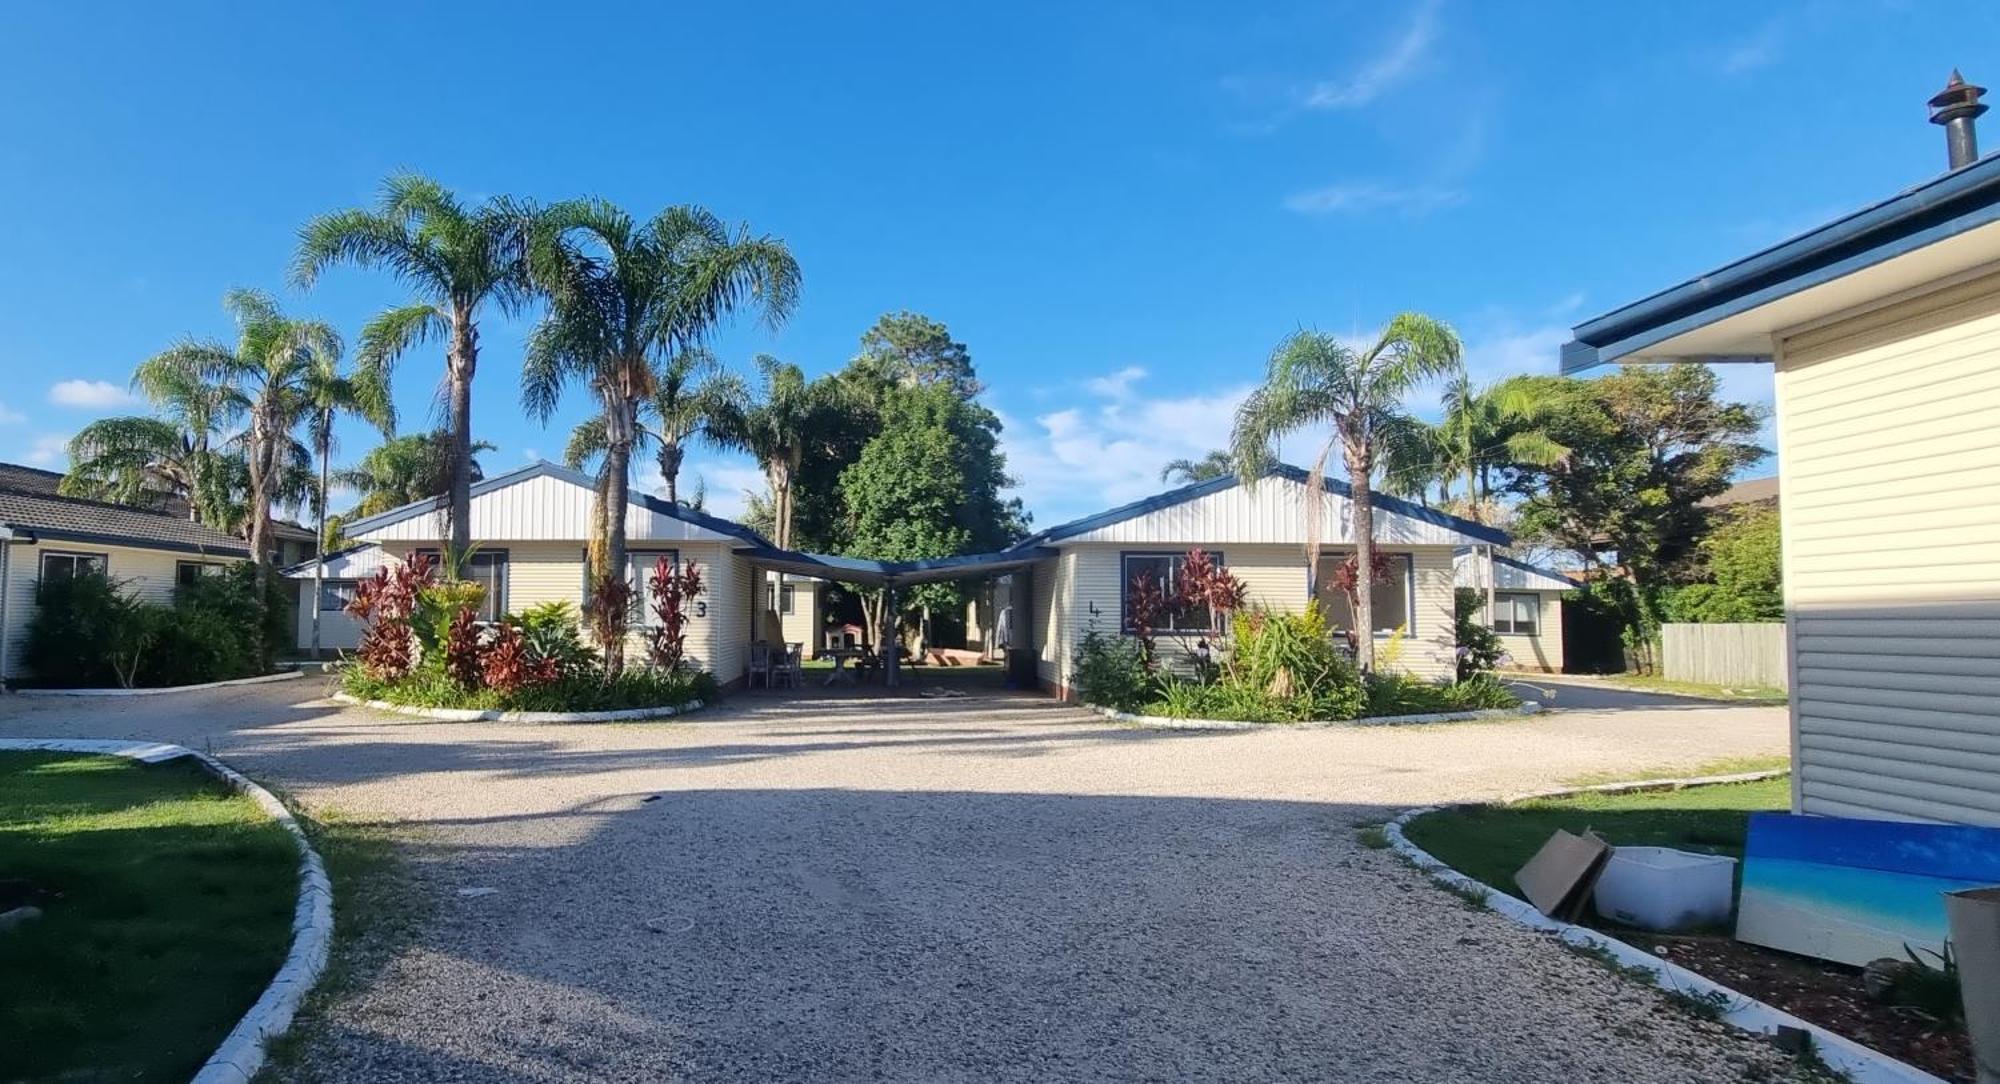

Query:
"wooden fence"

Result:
[[1660, 622, 1789, 689]]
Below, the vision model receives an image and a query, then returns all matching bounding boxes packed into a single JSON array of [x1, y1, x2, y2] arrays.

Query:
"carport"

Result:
[[731, 545, 1056, 688]]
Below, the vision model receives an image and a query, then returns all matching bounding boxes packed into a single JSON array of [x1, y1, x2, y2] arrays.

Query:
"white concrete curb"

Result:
[[14, 671, 306, 698], [1088, 700, 1541, 730], [1383, 772, 1943, 1084], [332, 691, 705, 724], [0, 738, 331, 1084]]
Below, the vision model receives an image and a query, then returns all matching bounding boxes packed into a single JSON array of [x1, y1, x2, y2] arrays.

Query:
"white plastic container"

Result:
[[1592, 846, 1738, 931]]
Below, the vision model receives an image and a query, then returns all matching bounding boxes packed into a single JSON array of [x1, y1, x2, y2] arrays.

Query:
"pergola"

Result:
[[731, 545, 1056, 686]]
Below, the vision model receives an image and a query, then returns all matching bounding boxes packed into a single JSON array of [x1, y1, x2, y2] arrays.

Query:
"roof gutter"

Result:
[[1562, 153, 2000, 372]]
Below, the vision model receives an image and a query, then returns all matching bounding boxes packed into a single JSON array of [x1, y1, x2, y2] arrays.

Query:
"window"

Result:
[[627, 550, 678, 627], [1120, 551, 1224, 635], [1493, 593, 1540, 636], [176, 561, 224, 587], [39, 551, 107, 582], [780, 583, 796, 616], [417, 549, 509, 622], [318, 579, 358, 613], [1318, 553, 1414, 635]]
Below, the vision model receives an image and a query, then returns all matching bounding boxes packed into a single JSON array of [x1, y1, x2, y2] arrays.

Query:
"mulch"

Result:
[[1647, 932, 1973, 1082]]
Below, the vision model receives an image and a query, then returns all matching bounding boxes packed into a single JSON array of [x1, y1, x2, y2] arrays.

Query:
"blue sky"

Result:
[[2, 1, 1991, 526]]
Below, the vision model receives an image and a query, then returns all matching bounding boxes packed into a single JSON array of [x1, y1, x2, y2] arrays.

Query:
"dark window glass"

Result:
[[1320, 553, 1413, 634], [1493, 593, 1540, 636], [1120, 552, 1223, 635], [40, 551, 107, 582]]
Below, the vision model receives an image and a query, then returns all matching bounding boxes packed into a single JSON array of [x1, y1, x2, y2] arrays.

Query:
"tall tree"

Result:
[[334, 432, 491, 520], [64, 346, 242, 525], [559, 348, 748, 505], [523, 200, 798, 672], [1159, 450, 1235, 484], [300, 345, 395, 655], [1505, 364, 1766, 601], [1381, 374, 1568, 522], [291, 173, 531, 564], [712, 356, 822, 551], [1231, 315, 1463, 673], [852, 311, 981, 397]]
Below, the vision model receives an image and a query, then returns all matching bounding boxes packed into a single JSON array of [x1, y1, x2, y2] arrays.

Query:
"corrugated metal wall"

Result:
[[1778, 269, 2000, 825], [1064, 478, 1477, 546], [362, 473, 739, 543]]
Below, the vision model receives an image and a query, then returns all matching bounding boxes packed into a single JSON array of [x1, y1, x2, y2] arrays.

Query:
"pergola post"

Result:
[[883, 583, 900, 688]]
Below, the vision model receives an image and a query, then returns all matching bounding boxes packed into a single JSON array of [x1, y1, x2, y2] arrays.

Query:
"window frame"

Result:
[[176, 560, 225, 588], [1316, 551, 1417, 637], [779, 582, 796, 616], [318, 578, 358, 613], [625, 548, 680, 629], [1493, 592, 1541, 636], [39, 550, 109, 583], [1118, 550, 1225, 637], [415, 548, 510, 622]]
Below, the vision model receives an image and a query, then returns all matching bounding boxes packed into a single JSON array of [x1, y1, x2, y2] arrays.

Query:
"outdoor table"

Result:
[[822, 647, 868, 686]]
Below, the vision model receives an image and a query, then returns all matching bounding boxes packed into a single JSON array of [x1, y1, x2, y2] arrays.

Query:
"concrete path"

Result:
[[0, 680, 1803, 1082]]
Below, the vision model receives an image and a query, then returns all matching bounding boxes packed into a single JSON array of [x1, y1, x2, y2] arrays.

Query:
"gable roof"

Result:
[[0, 484, 251, 558], [1008, 465, 1510, 548], [1453, 550, 1573, 592], [1564, 152, 2000, 371], [339, 460, 774, 548]]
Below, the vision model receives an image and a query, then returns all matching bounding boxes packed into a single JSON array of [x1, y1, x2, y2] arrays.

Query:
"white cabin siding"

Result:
[[1776, 269, 2000, 825], [1063, 479, 1485, 547], [359, 472, 741, 544]]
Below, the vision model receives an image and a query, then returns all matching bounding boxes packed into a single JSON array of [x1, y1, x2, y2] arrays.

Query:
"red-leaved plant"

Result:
[[1175, 548, 1247, 640], [645, 556, 704, 672], [345, 552, 437, 681], [444, 606, 483, 690], [481, 620, 558, 693], [585, 574, 634, 674], [1124, 569, 1172, 670], [1327, 551, 1398, 651]]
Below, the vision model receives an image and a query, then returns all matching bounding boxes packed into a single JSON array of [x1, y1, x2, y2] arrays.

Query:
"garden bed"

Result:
[[1401, 776, 1971, 1082], [0, 747, 308, 1084], [338, 666, 716, 721]]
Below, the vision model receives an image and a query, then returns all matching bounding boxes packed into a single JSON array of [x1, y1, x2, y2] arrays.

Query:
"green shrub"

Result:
[[24, 574, 142, 687], [340, 660, 715, 714], [510, 601, 600, 678], [1453, 588, 1506, 681], [1135, 604, 1365, 723], [1364, 671, 1519, 716], [1072, 626, 1153, 711]]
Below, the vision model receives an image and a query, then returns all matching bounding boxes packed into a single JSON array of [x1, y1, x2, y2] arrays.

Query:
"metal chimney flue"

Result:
[[1930, 70, 1988, 170]]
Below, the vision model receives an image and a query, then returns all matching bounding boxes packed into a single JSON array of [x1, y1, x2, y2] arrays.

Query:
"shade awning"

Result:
[[731, 546, 1057, 588]]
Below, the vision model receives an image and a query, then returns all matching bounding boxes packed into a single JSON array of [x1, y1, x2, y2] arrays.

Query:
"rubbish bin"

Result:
[[1005, 647, 1038, 689], [1947, 885, 2000, 1084]]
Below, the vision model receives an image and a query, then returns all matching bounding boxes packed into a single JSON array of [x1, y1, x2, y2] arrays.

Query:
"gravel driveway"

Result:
[[0, 679, 1804, 1082]]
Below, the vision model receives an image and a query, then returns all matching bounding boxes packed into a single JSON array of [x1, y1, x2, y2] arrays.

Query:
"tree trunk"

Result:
[[598, 396, 637, 676], [659, 441, 683, 505], [311, 423, 331, 658], [246, 407, 275, 672], [1346, 439, 1377, 675], [445, 309, 477, 565]]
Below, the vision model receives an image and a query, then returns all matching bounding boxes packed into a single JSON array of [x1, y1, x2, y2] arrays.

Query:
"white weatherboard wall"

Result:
[[2, 540, 243, 678], [1775, 268, 2000, 825], [358, 472, 743, 545]]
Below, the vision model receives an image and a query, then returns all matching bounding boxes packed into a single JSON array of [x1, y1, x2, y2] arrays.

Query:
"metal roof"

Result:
[[1005, 464, 1510, 548], [1563, 152, 2000, 371], [1453, 550, 1573, 592], [338, 460, 775, 548]]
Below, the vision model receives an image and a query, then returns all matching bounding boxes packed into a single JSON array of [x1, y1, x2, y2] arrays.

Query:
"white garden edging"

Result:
[[1089, 700, 1541, 731], [332, 691, 705, 724], [0, 738, 331, 1084], [1383, 771, 1943, 1084], [13, 670, 305, 698]]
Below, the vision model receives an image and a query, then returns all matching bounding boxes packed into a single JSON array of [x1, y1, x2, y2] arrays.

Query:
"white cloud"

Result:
[[521, 447, 543, 463], [1083, 365, 1148, 399], [1283, 183, 1463, 217], [1301, 0, 1439, 110], [998, 370, 1258, 526], [1715, 19, 1783, 75], [0, 401, 25, 425], [49, 379, 138, 409], [23, 433, 69, 466]]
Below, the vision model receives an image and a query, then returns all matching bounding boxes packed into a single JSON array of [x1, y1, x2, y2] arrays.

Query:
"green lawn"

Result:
[[1401, 776, 1790, 897], [0, 751, 297, 1083], [1560, 753, 1791, 787], [1596, 673, 1789, 704]]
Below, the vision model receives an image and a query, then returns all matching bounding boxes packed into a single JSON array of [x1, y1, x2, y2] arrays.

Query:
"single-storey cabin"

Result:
[[0, 463, 258, 683], [1452, 550, 1570, 673], [1001, 466, 1510, 699], [1561, 75, 2000, 825]]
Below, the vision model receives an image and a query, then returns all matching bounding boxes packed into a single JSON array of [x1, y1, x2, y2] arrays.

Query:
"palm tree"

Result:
[[1231, 314, 1463, 673], [334, 433, 492, 519], [712, 355, 819, 552], [300, 347, 395, 656], [560, 347, 748, 505], [291, 173, 531, 564], [1159, 450, 1235, 485], [522, 200, 798, 672], [64, 347, 243, 524], [1381, 375, 1569, 523]]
